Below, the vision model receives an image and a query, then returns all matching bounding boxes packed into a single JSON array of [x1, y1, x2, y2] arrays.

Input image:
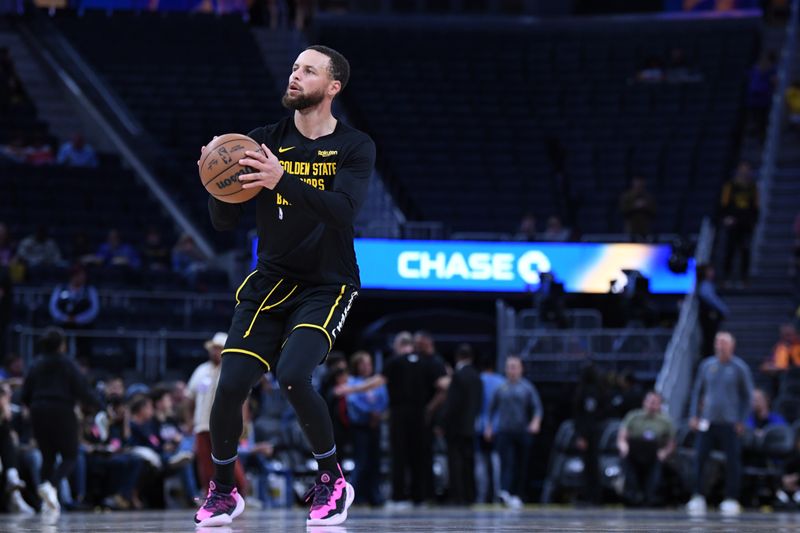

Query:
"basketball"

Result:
[[199, 133, 262, 203]]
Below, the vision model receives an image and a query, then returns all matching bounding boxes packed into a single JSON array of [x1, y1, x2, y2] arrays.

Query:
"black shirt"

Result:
[[21, 354, 97, 409], [208, 117, 376, 287], [383, 353, 447, 415]]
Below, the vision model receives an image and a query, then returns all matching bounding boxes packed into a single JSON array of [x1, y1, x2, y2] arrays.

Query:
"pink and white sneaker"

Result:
[[305, 466, 355, 526], [194, 481, 245, 527]]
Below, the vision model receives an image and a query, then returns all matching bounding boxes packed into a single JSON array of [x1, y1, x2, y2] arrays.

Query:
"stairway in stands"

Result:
[[722, 30, 800, 381], [0, 29, 100, 148]]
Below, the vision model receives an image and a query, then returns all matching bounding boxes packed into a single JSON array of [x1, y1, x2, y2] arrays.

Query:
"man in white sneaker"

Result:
[[686, 331, 753, 516]]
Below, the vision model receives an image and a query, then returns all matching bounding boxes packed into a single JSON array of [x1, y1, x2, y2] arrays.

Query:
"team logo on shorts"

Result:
[[332, 291, 358, 341]]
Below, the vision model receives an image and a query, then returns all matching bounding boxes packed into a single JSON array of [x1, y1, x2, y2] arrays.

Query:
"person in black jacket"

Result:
[[573, 362, 609, 504], [441, 344, 483, 505], [21, 327, 97, 513]]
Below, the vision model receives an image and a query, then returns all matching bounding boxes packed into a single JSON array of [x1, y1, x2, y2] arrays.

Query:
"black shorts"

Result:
[[222, 270, 358, 371]]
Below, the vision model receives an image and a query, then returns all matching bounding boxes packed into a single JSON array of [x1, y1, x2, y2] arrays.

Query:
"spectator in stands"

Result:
[[786, 80, 800, 132], [760, 324, 800, 374], [541, 216, 570, 242], [96, 228, 141, 269], [56, 133, 98, 168], [414, 330, 444, 366], [514, 213, 538, 241], [21, 327, 98, 514], [610, 368, 645, 418], [171, 233, 206, 282], [187, 332, 247, 493], [746, 388, 786, 435], [687, 331, 754, 516], [746, 51, 777, 141], [0, 135, 28, 164], [346, 351, 387, 507], [0, 269, 10, 358], [573, 361, 609, 504], [84, 393, 145, 510], [664, 47, 703, 84], [696, 263, 729, 358], [475, 355, 504, 504], [141, 227, 171, 271], [441, 343, 482, 506], [48, 265, 100, 357], [67, 231, 96, 266], [776, 433, 800, 508], [318, 351, 347, 408], [339, 331, 447, 506], [129, 393, 196, 508], [619, 176, 656, 242], [325, 366, 351, 456], [5, 73, 28, 110], [0, 382, 34, 514], [636, 56, 664, 83], [792, 213, 800, 283], [25, 131, 54, 166], [617, 391, 675, 507], [0, 353, 24, 381], [720, 161, 759, 286], [485, 355, 542, 508], [15, 225, 62, 268], [0, 222, 15, 267]]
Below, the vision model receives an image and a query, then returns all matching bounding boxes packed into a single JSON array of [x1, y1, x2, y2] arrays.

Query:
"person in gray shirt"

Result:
[[484, 356, 543, 508], [687, 331, 753, 516]]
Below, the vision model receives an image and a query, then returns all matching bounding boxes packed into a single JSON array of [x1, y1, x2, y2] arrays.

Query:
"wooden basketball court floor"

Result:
[[7, 507, 800, 533]]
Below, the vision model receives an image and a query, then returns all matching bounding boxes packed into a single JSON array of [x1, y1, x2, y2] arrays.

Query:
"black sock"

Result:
[[212, 478, 234, 494], [213, 459, 236, 489], [316, 452, 339, 477]]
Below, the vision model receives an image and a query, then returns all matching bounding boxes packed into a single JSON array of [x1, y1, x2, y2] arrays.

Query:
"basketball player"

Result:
[[193, 45, 375, 527]]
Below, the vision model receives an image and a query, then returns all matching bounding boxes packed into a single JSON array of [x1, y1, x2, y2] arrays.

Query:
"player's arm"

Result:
[[239, 138, 376, 228], [199, 136, 245, 231], [207, 197, 243, 231]]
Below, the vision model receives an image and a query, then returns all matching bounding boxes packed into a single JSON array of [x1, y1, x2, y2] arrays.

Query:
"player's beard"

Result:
[[282, 85, 325, 110]]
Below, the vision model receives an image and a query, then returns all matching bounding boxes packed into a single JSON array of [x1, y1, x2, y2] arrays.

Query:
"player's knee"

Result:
[[215, 371, 251, 406], [276, 367, 309, 397]]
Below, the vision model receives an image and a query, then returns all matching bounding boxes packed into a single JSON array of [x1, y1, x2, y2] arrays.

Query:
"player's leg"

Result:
[[195, 272, 287, 527], [195, 354, 264, 527], [276, 329, 354, 525], [278, 284, 358, 525]]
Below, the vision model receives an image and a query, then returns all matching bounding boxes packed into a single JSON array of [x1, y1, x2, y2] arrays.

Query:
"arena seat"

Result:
[[315, 15, 758, 235]]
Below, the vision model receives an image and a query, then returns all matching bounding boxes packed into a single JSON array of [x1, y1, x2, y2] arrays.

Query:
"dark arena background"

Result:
[[1, 0, 800, 531]]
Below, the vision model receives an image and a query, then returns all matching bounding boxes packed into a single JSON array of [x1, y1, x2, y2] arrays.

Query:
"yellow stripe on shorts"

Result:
[[221, 348, 270, 371]]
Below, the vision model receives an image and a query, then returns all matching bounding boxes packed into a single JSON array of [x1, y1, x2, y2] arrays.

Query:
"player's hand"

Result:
[[197, 136, 217, 167], [689, 417, 699, 431], [239, 144, 285, 191], [618, 440, 629, 458]]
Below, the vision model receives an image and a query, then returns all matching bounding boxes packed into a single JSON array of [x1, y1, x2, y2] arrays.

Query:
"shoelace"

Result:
[[304, 482, 332, 508], [200, 490, 229, 511]]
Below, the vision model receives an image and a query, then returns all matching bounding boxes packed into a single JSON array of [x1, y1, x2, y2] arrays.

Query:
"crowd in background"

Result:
[[2, 323, 796, 515]]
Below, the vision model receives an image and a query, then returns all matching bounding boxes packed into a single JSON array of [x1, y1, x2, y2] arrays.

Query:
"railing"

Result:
[[752, 0, 800, 275], [12, 326, 212, 382], [516, 308, 603, 330], [13, 287, 233, 330], [655, 217, 715, 421], [496, 300, 672, 382]]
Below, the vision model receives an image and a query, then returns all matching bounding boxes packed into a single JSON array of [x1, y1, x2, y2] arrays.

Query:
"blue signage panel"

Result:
[[252, 238, 694, 294]]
